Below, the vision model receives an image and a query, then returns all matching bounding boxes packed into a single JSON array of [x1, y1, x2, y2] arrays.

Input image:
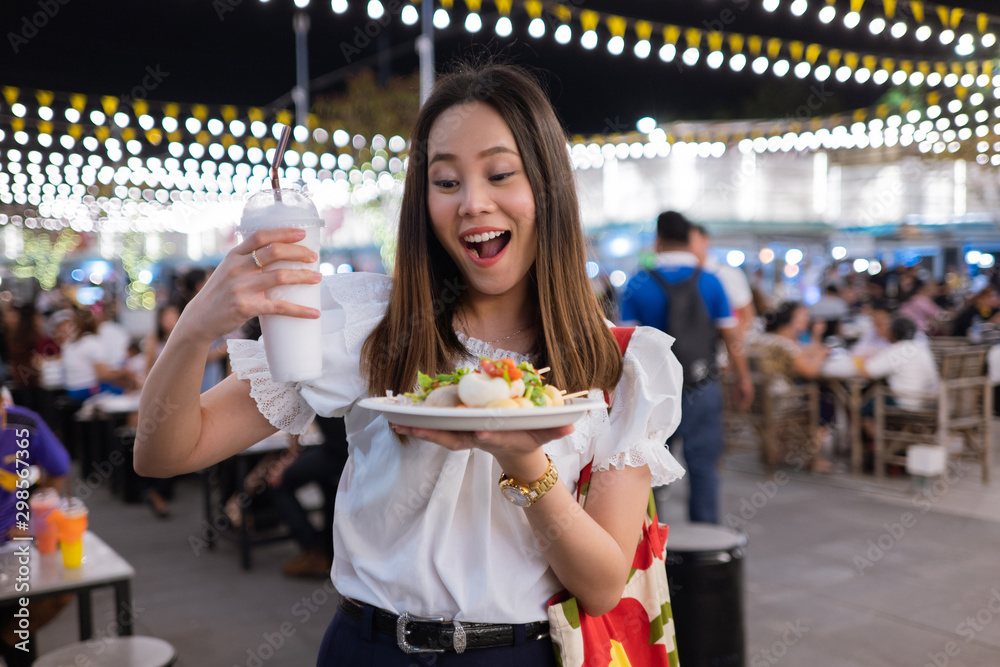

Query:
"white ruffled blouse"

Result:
[[228, 272, 685, 624]]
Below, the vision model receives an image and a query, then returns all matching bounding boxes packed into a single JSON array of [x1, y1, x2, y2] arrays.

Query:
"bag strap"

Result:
[[579, 327, 635, 503]]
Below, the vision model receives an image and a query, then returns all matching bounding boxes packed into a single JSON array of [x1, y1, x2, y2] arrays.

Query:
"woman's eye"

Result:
[[433, 179, 458, 189], [489, 172, 514, 182]]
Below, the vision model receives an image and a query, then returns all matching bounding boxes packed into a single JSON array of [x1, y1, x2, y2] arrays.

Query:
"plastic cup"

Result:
[[238, 188, 325, 383], [29, 488, 62, 554], [56, 498, 88, 568]]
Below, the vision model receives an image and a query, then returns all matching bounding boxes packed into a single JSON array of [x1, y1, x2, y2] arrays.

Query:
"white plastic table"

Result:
[[0, 531, 136, 640], [35, 636, 175, 667]]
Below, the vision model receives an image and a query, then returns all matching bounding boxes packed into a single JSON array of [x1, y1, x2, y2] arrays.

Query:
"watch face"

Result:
[[502, 486, 531, 507]]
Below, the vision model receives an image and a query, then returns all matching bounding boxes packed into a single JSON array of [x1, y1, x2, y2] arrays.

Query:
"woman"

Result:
[[135, 63, 684, 665], [57, 309, 137, 401], [749, 301, 836, 472]]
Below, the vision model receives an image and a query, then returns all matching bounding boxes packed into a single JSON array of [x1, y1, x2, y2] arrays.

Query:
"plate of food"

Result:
[[356, 357, 606, 431]]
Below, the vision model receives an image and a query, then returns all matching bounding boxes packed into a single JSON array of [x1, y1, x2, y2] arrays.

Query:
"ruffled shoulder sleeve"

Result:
[[591, 326, 686, 487], [227, 272, 391, 434]]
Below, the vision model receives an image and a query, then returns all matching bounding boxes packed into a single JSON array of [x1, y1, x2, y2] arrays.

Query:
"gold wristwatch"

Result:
[[498, 455, 559, 507]]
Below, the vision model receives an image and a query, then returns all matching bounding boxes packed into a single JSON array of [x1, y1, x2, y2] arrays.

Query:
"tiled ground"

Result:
[[21, 430, 1000, 667]]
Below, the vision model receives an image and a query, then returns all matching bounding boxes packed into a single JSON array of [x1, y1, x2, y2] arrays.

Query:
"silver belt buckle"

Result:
[[396, 611, 447, 654]]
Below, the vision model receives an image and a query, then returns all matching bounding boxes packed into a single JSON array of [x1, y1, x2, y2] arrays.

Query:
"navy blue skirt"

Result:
[[316, 608, 557, 667]]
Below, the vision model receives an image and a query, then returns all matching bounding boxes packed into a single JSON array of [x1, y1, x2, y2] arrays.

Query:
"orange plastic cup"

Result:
[[29, 489, 62, 554], [56, 498, 88, 568]]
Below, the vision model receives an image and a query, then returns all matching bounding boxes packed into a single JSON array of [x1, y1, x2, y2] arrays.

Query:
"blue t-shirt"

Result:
[[1, 405, 71, 539], [621, 265, 734, 331]]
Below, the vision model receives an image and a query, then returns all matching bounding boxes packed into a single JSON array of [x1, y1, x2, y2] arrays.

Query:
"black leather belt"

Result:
[[338, 597, 550, 654]]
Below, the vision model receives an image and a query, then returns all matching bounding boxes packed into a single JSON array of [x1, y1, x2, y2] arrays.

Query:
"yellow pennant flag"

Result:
[[708, 31, 724, 52], [464, 0, 481, 11], [121, 127, 135, 142], [918, 61, 930, 75], [789, 41, 804, 62], [168, 130, 181, 143], [96, 126, 110, 142], [70, 93, 86, 112], [884, 0, 896, 19], [936, 6, 949, 28], [663, 25, 681, 46], [955, 86, 968, 100], [580, 10, 600, 32], [101, 96, 118, 116], [440, 0, 453, 8], [685, 28, 702, 49], [634, 20, 653, 41], [806, 44, 822, 64], [607, 16, 627, 38], [950, 8, 963, 29], [145, 129, 163, 146], [133, 100, 149, 117], [192, 104, 209, 121], [69, 124, 82, 139], [862, 55, 877, 71], [2, 87, 18, 106], [494, 0, 512, 15], [910, 1, 924, 23], [35, 90, 54, 107], [248, 107, 264, 122], [222, 105, 238, 123], [927, 90, 941, 106], [850, 0, 863, 13], [729, 33, 745, 54], [900, 98, 913, 113], [966, 61, 978, 76], [196, 130, 210, 145], [853, 109, 867, 123], [984, 62, 994, 77], [951, 62, 963, 77], [38, 120, 53, 136], [164, 102, 180, 120], [553, 5, 571, 23], [524, 0, 542, 18], [748, 35, 763, 57], [766, 37, 782, 59], [881, 57, 895, 73], [844, 52, 860, 70], [935, 62, 947, 77], [222, 135, 235, 149], [978, 13, 989, 34], [828, 49, 842, 68], [11, 118, 23, 133], [900, 60, 913, 74], [276, 109, 293, 126], [876, 103, 890, 119]]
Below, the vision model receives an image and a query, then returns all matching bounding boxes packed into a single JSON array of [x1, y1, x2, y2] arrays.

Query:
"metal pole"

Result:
[[293, 11, 311, 128], [417, 0, 435, 104]]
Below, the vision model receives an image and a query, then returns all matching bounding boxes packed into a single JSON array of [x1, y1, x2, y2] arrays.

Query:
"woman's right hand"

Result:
[[177, 228, 322, 344]]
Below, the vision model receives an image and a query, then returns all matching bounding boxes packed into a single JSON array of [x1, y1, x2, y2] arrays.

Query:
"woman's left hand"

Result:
[[390, 424, 573, 480]]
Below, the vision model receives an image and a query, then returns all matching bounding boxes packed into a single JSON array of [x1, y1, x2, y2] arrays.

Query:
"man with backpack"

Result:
[[622, 211, 753, 524]]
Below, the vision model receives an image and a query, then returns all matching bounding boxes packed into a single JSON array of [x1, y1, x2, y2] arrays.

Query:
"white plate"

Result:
[[356, 397, 607, 431]]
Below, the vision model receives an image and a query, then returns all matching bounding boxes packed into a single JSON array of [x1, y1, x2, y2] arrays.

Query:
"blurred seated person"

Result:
[[951, 282, 1000, 337], [747, 302, 837, 472], [851, 303, 893, 360], [54, 309, 139, 401], [0, 387, 72, 666], [266, 416, 349, 578], [898, 280, 944, 335], [809, 284, 851, 338], [858, 317, 940, 442]]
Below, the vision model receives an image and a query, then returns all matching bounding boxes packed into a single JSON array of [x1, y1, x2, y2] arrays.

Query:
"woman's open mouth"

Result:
[[460, 230, 511, 263]]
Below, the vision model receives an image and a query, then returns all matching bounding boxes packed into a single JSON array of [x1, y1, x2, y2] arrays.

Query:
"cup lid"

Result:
[[61, 497, 87, 515], [238, 188, 325, 232]]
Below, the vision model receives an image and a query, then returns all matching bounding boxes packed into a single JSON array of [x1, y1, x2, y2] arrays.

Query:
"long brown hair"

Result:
[[362, 63, 622, 397]]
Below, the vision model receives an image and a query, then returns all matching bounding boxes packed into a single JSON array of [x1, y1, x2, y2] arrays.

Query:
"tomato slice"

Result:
[[480, 358, 500, 377], [503, 359, 522, 380]]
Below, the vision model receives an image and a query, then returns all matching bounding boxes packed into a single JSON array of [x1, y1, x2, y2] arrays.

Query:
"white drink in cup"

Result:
[[238, 189, 325, 383]]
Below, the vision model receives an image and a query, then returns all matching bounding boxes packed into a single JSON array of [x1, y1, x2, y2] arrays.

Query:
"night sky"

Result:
[[1, 0, 997, 134]]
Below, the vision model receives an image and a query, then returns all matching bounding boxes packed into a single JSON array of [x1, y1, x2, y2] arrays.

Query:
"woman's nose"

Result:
[[457, 180, 496, 217]]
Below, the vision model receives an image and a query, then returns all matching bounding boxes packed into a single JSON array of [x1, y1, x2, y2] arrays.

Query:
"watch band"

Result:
[[498, 455, 559, 507]]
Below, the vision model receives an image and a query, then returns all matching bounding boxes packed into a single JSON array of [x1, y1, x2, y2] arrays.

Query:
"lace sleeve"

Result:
[[227, 339, 316, 435], [592, 326, 686, 487]]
